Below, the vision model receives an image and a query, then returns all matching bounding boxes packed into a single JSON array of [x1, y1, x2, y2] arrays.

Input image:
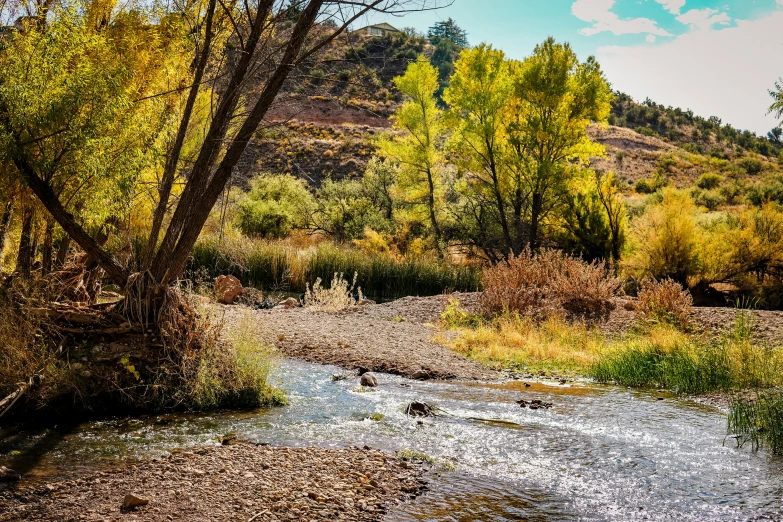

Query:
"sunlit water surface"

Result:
[[2, 359, 783, 521]]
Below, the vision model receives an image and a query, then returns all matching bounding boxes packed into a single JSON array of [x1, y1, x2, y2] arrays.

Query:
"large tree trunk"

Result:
[[151, 0, 325, 284], [0, 197, 13, 270], [16, 203, 34, 279], [141, 0, 217, 269]]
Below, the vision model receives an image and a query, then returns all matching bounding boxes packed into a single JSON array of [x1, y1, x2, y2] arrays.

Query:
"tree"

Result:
[[427, 18, 468, 48], [506, 38, 612, 249], [379, 55, 445, 255], [445, 44, 517, 258], [1, 0, 443, 306]]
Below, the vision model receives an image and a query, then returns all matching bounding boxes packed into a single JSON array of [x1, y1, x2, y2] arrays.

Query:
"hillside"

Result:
[[236, 29, 782, 194]]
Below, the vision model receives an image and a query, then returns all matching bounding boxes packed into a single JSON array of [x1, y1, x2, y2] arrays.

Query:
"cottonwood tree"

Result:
[[506, 38, 612, 249], [2, 0, 444, 306], [445, 39, 611, 259], [444, 44, 522, 259], [379, 55, 446, 255]]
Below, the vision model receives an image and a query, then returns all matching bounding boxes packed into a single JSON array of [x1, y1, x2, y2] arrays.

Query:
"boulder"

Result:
[[405, 401, 436, 417], [121, 494, 149, 509], [0, 466, 20, 482], [411, 369, 430, 380], [360, 373, 378, 387], [215, 275, 244, 304]]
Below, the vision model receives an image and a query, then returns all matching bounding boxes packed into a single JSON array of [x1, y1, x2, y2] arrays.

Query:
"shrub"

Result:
[[691, 187, 725, 210], [737, 156, 763, 175], [479, 249, 621, 322], [696, 172, 723, 190], [238, 174, 314, 238], [635, 278, 693, 329], [623, 189, 701, 286]]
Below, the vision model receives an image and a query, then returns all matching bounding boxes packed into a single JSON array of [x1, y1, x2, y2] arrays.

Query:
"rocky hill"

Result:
[[235, 29, 782, 193]]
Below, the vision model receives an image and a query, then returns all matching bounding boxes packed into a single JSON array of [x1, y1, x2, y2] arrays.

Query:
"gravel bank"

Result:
[[221, 294, 497, 382], [0, 444, 424, 522]]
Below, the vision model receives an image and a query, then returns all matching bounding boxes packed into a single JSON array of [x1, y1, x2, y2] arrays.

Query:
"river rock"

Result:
[[0, 466, 20, 482], [405, 401, 436, 417], [121, 494, 149, 509], [215, 275, 244, 304], [358, 298, 376, 306], [411, 369, 430, 380], [360, 373, 378, 387]]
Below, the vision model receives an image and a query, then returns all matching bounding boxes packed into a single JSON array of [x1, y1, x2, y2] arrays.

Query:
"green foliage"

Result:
[[737, 156, 764, 176], [747, 173, 783, 206], [427, 18, 468, 47], [238, 174, 314, 238], [592, 322, 783, 395], [440, 298, 484, 328], [379, 56, 446, 252], [729, 389, 783, 455], [311, 179, 390, 242], [443, 39, 612, 258], [560, 172, 625, 261], [696, 172, 723, 190]]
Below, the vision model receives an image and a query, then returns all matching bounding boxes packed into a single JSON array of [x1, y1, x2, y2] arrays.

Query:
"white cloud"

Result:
[[676, 8, 731, 31], [655, 0, 686, 15], [572, 0, 672, 37], [646, 34, 657, 43], [597, 11, 783, 134]]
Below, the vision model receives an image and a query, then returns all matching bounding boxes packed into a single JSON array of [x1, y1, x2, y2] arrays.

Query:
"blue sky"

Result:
[[363, 0, 783, 135]]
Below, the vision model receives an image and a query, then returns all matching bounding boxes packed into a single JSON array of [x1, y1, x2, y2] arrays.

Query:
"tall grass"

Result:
[[728, 390, 783, 455], [187, 237, 481, 300]]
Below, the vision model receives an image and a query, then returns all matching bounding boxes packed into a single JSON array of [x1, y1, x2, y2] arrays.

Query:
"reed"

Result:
[[728, 390, 783, 455], [187, 237, 481, 300]]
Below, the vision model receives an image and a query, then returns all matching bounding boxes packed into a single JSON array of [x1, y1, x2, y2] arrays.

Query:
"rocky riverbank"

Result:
[[0, 443, 425, 521]]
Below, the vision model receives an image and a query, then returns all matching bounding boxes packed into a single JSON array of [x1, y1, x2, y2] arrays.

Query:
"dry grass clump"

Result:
[[635, 278, 693, 329], [479, 249, 621, 322], [446, 313, 606, 375], [304, 272, 361, 311]]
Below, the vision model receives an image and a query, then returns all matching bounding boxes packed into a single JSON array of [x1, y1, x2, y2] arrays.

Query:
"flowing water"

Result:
[[2, 359, 783, 521]]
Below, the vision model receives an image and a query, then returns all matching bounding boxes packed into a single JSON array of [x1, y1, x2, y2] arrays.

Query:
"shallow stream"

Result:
[[2, 359, 783, 521]]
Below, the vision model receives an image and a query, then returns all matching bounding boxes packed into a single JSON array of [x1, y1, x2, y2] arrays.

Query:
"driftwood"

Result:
[[0, 375, 41, 420]]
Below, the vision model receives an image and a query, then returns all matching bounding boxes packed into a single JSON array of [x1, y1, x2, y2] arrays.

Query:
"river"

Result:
[[2, 359, 782, 521]]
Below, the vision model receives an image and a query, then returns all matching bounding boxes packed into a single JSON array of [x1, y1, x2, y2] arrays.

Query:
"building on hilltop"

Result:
[[353, 22, 401, 37]]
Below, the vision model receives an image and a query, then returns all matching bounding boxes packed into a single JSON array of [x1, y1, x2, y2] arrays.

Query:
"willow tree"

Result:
[[2, 0, 442, 307], [0, 3, 180, 284], [379, 55, 446, 255]]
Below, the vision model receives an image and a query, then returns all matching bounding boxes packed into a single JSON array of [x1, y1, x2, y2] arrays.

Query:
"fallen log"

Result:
[[0, 375, 41, 420]]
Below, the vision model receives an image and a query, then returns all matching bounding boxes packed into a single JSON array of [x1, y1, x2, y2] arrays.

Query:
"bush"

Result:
[[238, 174, 314, 238], [696, 172, 723, 190], [623, 189, 701, 286], [635, 278, 693, 329], [737, 156, 763, 175], [691, 187, 725, 210], [304, 272, 360, 311], [479, 249, 621, 322]]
